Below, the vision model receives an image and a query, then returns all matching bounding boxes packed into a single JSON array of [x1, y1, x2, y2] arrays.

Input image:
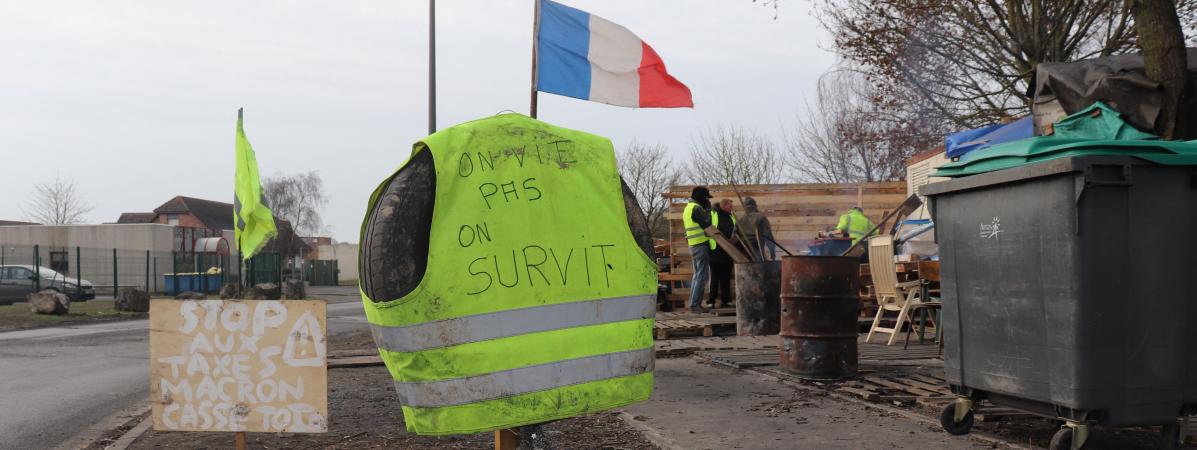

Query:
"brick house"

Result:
[[118, 196, 308, 257]]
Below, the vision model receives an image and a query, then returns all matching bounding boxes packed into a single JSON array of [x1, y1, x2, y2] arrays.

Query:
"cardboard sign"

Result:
[[149, 299, 328, 433]]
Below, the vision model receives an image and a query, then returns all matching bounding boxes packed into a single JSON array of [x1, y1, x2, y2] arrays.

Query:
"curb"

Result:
[[55, 403, 149, 450], [616, 411, 687, 450], [105, 415, 153, 450]]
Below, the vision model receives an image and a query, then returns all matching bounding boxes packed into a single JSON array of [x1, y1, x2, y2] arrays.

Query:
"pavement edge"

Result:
[[55, 402, 149, 450]]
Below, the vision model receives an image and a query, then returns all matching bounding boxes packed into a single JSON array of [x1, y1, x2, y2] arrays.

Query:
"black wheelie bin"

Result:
[[925, 154, 1197, 450]]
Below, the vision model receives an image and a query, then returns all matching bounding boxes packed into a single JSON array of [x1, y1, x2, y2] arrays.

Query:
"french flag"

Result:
[[535, 0, 693, 108]]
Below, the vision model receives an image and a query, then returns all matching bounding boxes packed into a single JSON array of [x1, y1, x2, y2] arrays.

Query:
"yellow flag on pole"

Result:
[[234, 108, 277, 260]]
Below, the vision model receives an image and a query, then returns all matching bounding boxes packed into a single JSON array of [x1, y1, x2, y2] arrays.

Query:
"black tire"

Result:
[[1049, 427, 1074, 450], [939, 403, 974, 435], [1160, 422, 1181, 450], [361, 150, 436, 303]]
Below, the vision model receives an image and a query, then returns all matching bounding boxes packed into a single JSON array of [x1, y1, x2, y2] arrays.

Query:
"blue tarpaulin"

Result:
[[944, 116, 1034, 159]]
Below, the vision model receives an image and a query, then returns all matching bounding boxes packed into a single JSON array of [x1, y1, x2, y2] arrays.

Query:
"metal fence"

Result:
[[0, 244, 289, 298], [305, 260, 339, 286]]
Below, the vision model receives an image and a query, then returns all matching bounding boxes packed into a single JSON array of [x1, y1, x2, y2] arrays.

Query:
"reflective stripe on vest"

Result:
[[394, 348, 653, 407], [370, 294, 654, 352], [359, 114, 657, 435], [682, 202, 709, 247], [842, 210, 873, 244], [708, 210, 736, 250]]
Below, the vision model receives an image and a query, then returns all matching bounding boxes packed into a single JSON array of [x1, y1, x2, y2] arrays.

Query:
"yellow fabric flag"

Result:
[[234, 108, 277, 260]]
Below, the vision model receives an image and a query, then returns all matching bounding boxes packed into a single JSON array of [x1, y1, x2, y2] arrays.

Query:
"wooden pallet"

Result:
[[654, 313, 737, 338], [834, 373, 1029, 422], [654, 319, 710, 339], [709, 307, 737, 316], [655, 335, 779, 357], [699, 349, 779, 369]]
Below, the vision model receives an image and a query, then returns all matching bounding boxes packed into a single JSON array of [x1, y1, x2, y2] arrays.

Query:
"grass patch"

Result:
[[0, 299, 148, 330]]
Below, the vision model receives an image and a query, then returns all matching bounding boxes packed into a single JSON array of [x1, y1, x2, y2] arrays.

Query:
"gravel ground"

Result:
[[128, 331, 658, 449]]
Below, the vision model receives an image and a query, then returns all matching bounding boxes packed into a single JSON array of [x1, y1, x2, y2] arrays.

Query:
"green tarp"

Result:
[[935, 102, 1197, 178]]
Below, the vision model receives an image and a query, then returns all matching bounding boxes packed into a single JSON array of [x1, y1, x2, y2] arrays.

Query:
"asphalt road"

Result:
[[0, 286, 368, 450]]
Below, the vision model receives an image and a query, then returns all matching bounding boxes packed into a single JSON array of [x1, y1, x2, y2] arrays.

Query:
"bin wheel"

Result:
[[1049, 427, 1074, 450], [939, 403, 974, 435], [1160, 422, 1181, 450]]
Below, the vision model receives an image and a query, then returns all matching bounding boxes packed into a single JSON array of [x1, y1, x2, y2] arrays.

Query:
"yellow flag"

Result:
[[234, 108, 277, 260]]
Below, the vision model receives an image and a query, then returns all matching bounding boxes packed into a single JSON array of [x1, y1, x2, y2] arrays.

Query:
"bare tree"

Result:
[[263, 171, 328, 237], [617, 141, 681, 240], [263, 171, 328, 275], [787, 69, 949, 183], [819, 0, 1197, 128], [687, 125, 785, 185], [1130, 0, 1193, 139], [22, 176, 93, 225]]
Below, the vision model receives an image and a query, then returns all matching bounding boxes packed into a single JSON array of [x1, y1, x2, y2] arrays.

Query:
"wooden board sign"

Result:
[[149, 299, 328, 433]]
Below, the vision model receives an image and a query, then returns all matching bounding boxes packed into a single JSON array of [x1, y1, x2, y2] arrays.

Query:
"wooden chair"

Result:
[[865, 235, 923, 345], [904, 260, 943, 350]]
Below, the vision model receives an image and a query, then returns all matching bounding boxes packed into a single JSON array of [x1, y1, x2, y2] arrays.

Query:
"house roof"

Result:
[[154, 196, 235, 230], [0, 220, 39, 226], [905, 145, 946, 166], [116, 212, 157, 224]]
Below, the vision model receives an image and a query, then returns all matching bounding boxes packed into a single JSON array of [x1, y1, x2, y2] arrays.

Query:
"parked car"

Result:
[[0, 265, 95, 305]]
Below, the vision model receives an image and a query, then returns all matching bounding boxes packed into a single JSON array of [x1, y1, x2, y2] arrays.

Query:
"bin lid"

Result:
[[944, 116, 1033, 159], [935, 102, 1197, 178]]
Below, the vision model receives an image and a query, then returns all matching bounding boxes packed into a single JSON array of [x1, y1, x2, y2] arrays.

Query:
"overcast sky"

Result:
[[0, 1, 835, 242]]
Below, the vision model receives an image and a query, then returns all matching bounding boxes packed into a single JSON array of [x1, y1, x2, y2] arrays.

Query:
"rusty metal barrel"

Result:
[[734, 261, 781, 335], [779, 255, 862, 379]]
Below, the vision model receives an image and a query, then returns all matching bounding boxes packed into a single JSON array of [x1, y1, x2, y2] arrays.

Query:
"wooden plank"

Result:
[[862, 376, 944, 398], [149, 299, 328, 433], [710, 233, 749, 263], [664, 183, 908, 198], [709, 307, 736, 316], [902, 378, 950, 394], [665, 182, 909, 273], [328, 355, 385, 368]]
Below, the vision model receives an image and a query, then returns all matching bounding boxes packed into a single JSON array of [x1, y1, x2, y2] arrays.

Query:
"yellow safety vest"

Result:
[[837, 209, 875, 244], [359, 114, 657, 435], [682, 201, 710, 248], [708, 210, 737, 250]]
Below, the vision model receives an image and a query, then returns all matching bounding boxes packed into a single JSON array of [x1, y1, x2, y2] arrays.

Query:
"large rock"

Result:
[[28, 290, 70, 315], [115, 287, 150, 312], [219, 283, 242, 300], [249, 283, 281, 300], [174, 291, 207, 300], [283, 279, 306, 300]]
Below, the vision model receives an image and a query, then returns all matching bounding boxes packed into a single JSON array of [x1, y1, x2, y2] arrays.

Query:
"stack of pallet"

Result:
[[659, 182, 908, 310]]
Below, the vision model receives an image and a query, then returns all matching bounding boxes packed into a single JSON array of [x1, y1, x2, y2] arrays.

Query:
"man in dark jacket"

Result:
[[707, 199, 736, 308], [738, 196, 776, 260]]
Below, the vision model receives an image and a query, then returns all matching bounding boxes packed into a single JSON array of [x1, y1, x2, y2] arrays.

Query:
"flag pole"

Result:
[[428, 0, 437, 134], [529, 0, 540, 118]]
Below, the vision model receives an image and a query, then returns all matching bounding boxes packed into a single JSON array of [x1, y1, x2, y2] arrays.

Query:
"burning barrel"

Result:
[[779, 256, 861, 379], [734, 261, 781, 335]]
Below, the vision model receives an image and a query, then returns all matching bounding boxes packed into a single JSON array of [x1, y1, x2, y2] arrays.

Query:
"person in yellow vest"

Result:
[[358, 114, 657, 435], [707, 199, 737, 309], [836, 206, 876, 244], [682, 186, 713, 313]]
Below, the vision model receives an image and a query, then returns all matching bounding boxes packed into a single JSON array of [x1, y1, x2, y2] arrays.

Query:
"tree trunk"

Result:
[[1128, 0, 1191, 139]]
